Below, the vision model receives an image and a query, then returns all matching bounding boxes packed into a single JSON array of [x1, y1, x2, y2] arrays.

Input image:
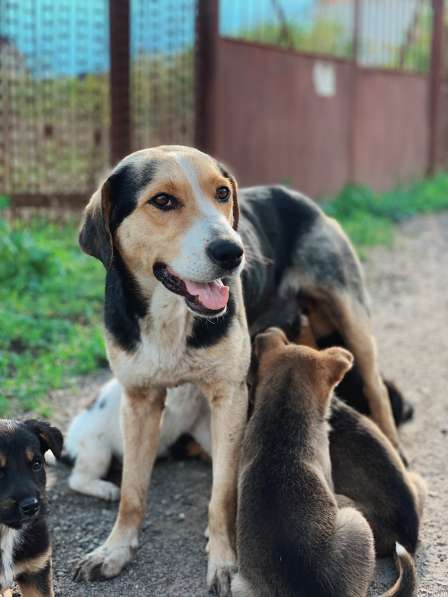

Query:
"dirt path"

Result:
[[46, 213, 448, 596]]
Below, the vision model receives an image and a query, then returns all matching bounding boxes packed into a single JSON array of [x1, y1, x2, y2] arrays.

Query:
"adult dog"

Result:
[[74, 145, 398, 594]]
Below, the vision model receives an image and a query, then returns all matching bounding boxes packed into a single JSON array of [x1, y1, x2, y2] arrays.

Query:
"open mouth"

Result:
[[153, 263, 230, 317]]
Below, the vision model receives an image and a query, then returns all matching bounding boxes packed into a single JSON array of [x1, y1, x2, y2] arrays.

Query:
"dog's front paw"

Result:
[[73, 543, 134, 582], [207, 561, 238, 596]]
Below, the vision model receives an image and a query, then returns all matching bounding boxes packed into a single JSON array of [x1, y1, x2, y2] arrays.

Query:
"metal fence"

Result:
[[0, 0, 196, 203], [0, 0, 446, 206], [221, 0, 435, 73]]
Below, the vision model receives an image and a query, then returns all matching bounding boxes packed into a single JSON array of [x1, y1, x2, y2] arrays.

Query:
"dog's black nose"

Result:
[[207, 240, 243, 270], [19, 496, 39, 518]]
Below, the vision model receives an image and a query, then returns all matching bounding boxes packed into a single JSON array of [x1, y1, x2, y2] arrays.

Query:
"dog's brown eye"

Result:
[[148, 193, 178, 211], [32, 460, 42, 472], [216, 186, 230, 203]]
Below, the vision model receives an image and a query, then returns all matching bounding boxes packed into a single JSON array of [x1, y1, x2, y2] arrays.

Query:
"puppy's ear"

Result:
[[254, 327, 288, 360], [321, 347, 354, 389], [217, 161, 239, 230], [79, 178, 113, 268], [24, 420, 63, 459]]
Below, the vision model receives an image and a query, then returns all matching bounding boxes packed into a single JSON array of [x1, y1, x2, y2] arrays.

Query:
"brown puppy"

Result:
[[235, 328, 417, 597], [233, 328, 377, 597]]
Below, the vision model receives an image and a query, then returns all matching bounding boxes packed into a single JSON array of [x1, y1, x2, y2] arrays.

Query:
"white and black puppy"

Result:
[[0, 419, 62, 597], [66, 379, 210, 500]]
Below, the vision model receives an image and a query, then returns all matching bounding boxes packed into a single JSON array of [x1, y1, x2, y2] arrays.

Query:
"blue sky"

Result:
[[1, 0, 419, 77], [1, 0, 313, 77]]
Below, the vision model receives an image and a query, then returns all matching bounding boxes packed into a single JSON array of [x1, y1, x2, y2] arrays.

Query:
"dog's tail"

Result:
[[381, 542, 416, 597]]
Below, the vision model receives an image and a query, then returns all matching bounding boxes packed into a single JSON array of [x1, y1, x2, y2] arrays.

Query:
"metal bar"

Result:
[[194, 0, 219, 153], [109, 0, 131, 165], [428, 0, 445, 175], [348, 0, 362, 183]]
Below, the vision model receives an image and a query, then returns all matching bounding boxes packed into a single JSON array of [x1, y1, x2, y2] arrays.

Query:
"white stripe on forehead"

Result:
[[172, 153, 217, 216], [172, 153, 203, 196]]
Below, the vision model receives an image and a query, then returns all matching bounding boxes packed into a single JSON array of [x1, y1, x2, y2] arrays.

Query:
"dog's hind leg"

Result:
[[285, 216, 399, 447], [325, 294, 398, 447], [68, 441, 119, 501], [73, 386, 166, 581], [200, 380, 248, 596], [332, 507, 376, 597], [307, 291, 399, 448]]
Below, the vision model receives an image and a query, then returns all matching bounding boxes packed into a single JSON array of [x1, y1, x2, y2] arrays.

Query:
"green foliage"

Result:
[[325, 173, 448, 251], [0, 217, 106, 417], [238, 19, 352, 58], [2, 172, 448, 416]]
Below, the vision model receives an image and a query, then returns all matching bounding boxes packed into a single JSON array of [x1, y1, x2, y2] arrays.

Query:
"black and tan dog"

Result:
[[74, 145, 399, 593], [234, 328, 421, 597], [0, 419, 63, 597]]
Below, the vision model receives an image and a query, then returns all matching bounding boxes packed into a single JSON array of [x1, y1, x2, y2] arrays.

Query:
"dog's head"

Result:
[[253, 327, 354, 416], [0, 420, 62, 529], [79, 146, 243, 318]]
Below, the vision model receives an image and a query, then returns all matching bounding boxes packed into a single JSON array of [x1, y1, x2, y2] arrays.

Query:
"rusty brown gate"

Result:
[[195, 0, 446, 198]]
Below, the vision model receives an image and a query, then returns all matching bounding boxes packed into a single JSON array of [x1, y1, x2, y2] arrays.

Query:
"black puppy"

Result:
[[0, 419, 62, 597]]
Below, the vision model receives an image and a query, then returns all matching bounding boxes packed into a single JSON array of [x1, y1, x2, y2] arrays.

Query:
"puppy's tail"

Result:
[[381, 542, 416, 597]]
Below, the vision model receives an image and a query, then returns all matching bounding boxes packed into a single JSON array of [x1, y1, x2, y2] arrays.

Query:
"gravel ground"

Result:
[[42, 213, 448, 596]]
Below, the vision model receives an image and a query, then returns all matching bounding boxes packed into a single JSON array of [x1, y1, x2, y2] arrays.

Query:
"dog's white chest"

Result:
[[110, 289, 194, 387], [0, 527, 20, 590]]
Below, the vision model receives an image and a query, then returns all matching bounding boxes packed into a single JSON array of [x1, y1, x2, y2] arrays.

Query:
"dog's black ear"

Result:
[[24, 420, 63, 459], [79, 178, 113, 268], [217, 161, 239, 230]]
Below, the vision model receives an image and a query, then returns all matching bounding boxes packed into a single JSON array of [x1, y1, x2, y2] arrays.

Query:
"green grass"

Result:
[[324, 173, 448, 252], [1, 172, 448, 416], [0, 210, 106, 416]]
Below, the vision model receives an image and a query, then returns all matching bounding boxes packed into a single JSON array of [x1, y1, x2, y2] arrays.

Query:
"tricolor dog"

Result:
[[0, 419, 62, 597], [73, 145, 399, 594]]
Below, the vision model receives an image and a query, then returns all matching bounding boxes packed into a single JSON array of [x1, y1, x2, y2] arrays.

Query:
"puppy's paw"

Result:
[[69, 476, 120, 501], [207, 561, 238, 596], [73, 543, 134, 581]]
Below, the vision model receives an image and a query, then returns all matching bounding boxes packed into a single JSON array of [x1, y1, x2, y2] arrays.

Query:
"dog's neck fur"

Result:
[[105, 257, 241, 389], [0, 525, 21, 590]]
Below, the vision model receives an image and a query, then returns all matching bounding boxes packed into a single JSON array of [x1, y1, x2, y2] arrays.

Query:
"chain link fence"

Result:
[[0, 0, 197, 199], [220, 0, 434, 73]]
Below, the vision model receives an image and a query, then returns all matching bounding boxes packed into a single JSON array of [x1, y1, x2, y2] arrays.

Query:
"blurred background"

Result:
[[1, 0, 447, 203], [0, 0, 447, 415]]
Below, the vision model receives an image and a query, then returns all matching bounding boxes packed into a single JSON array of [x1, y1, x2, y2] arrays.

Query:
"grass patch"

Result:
[[324, 173, 448, 252], [0, 210, 106, 417], [1, 172, 448, 416]]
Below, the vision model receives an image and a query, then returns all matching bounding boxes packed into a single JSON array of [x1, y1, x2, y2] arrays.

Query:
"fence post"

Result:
[[428, 0, 445, 175], [109, 0, 131, 165], [348, 0, 361, 183], [195, 0, 219, 153]]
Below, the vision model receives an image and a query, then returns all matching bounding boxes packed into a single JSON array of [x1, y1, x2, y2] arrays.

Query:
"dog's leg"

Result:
[[17, 559, 54, 597], [69, 447, 119, 501], [332, 507, 375, 597], [73, 386, 166, 581], [320, 294, 399, 447], [200, 380, 248, 596]]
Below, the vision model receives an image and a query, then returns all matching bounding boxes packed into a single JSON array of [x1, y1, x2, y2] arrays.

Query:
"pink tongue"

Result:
[[185, 279, 229, 311]]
